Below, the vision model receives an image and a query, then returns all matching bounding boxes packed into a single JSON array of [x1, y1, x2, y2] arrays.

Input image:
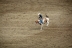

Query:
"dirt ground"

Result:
[[0, 0, 72, 48]]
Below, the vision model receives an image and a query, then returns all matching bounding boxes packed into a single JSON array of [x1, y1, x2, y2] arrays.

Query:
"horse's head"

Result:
[[35, 20, 39, 24], [35, 20, 42, 25]]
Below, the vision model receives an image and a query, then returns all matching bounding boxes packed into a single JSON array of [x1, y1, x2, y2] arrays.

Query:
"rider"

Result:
[[38, 13, 43, 25]]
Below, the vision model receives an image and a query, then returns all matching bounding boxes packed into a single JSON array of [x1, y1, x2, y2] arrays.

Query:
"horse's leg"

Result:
[[47, 21, 49, 26], [40, 24, 43, 30]]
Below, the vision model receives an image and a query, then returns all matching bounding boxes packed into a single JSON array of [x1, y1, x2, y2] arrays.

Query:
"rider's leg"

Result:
[[40, 19, 43, 24]]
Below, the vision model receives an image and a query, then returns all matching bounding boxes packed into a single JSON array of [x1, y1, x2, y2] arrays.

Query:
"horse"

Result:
[[35, 17, 49, 30]]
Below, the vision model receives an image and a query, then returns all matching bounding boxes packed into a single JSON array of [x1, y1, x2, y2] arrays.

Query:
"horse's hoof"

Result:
[[40, 29, 42, 30], [46, 25, 48, 26]]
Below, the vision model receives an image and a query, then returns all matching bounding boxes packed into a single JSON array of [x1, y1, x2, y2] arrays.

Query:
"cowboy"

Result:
[[38, 13, 43, 25]]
